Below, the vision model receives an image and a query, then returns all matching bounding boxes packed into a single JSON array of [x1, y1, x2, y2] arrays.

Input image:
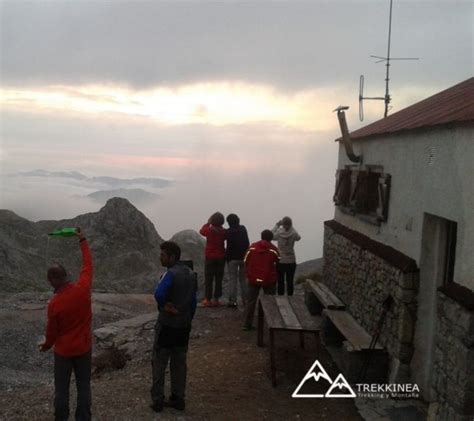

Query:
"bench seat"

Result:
[[305, 279, 345, 315], [322, 309, 384, 351]]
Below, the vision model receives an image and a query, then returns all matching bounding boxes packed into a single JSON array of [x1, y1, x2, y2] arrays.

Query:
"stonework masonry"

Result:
[[323, 220, 419, 384], [430, 291, 474, 421], [323, 220, 474, 420]]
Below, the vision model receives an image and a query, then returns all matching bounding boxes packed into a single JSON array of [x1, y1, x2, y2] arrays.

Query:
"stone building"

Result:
[[324, 78, 473, 420]]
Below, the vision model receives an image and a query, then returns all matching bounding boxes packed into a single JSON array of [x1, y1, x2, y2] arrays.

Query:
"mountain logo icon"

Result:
[[292, 360, 333, 398], [292, 360, 356, 399], [325, 373, 356, 398]]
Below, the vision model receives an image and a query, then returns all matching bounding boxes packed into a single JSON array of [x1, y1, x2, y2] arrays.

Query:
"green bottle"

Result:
[[48, 227, 77, 237]]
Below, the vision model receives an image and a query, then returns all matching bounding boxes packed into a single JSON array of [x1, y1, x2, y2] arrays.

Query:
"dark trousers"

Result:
[[151, 325, 190, 404], [277, 262, 297, 296], [244, 283, 276, 327], [54, 351, 91, 421], [204, 258, 225, 300]]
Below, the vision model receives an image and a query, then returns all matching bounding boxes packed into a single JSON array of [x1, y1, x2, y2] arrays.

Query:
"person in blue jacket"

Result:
[[150, 241, 197, 413]]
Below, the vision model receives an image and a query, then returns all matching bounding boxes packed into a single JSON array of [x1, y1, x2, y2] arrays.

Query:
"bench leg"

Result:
[[299, 332, 305, 349], [257, 300, 264, 347], [270, 329, 276, 387]]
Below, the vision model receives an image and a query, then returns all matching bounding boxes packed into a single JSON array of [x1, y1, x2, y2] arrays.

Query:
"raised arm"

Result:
[[293, 230, 301, 242], [199, 223, 211, 237], [76, 228, 93, 289], [272, 222, 281, 240]]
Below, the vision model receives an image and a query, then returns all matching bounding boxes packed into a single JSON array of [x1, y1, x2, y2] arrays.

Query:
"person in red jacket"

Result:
[[199, 212, 226, 307], [39, 227, 93, 421], [242, 229, 279, 330]]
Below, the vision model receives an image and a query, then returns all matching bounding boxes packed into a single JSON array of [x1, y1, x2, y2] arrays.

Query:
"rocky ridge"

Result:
[[0, 198, 205, 293]]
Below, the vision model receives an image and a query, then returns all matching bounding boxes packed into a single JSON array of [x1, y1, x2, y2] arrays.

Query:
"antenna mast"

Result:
[[384, 0, 394, 117], [359, 0, 418, 121]]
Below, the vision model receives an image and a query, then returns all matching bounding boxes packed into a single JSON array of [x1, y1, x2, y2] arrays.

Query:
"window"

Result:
[[333, 167, 391, 224]]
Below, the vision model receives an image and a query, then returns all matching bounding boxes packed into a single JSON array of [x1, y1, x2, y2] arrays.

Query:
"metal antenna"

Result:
[[359, 0, 419, 121]]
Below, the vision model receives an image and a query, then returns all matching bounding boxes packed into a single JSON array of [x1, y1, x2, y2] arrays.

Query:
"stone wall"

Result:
[[323, 220, 419, 382], [431, 287, 474, 421]]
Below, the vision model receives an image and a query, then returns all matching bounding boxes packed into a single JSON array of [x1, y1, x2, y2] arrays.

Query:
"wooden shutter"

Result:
[[334, 169, 351, 206], [353, 171, 369, 213], [367, 171, 380, 213]]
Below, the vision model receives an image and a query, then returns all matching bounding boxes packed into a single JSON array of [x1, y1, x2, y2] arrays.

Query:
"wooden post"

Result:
[[257, 300, 264, 347], [299, 331, 305, 349], [270, 329, 276, 386]]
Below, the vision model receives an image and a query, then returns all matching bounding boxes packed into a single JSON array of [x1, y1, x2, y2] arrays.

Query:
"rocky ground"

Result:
[[0, 291, 364, 421]]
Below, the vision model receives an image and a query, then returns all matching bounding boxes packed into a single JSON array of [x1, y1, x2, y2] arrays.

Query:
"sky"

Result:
[[0, 0, 472, 262]]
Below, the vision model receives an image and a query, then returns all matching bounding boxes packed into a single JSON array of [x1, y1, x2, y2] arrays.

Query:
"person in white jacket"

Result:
[[272, 216, 301, 295]]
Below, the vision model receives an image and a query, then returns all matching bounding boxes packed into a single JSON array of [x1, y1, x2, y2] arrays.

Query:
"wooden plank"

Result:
[[259, 296, 285, 330], [312, 284, 333, 306], [289, 296, 322, 332], [307, 279, 345, 310], [307, 279, 334, 305], [318, 283, 345, 309], [324, 309, 383, 351], [275, 296, 302, 329]]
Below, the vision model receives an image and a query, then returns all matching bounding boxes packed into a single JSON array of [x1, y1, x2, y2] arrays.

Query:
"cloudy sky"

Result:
[[0, 0, 472, 261]]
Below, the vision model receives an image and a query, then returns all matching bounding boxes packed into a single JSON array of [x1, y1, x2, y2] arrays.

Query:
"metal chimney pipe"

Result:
[[333, 106, 362, 163]]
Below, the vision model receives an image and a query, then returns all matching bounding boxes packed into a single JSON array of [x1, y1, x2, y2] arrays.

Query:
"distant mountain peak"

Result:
[[103, 197, 136, 208], [87, 189, 160, 206]]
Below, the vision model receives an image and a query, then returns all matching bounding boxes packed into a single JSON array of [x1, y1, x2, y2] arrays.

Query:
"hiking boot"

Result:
[[150, 401, 164, 413], [164, 394, 185, 411], [201, 298, 212, 308]]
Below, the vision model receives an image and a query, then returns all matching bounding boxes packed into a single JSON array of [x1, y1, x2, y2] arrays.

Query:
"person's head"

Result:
[[261, 229, 274, 242], [47, 263, 68, 290], [226, 213, 240, 228], [209, 212, 225, 227], [160, 241, 181, 268], [282, 216, 292, 231]]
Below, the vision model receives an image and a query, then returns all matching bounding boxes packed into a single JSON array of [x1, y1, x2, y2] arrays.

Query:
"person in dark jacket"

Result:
[[199, 212, 226, 307], [39, 227, 93, 421], [225, 213, 250, 308], [242, 230, 279, 330], [151, 241, 197, 413]]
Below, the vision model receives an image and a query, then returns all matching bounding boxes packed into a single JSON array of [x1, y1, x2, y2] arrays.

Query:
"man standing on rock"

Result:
[[151, 241, 197, 413], [39, 227, 93, 421]]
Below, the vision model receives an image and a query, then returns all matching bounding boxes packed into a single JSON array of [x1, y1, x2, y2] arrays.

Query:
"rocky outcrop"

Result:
[[170, 229, 205, 290], [295, 257, 324, 279], [0, 198, 166, 292]]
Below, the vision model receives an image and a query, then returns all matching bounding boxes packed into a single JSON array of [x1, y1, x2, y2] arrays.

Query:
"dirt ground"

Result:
[[0, 293, 363, 420]]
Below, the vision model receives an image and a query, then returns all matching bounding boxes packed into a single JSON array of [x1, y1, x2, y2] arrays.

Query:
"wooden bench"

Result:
[[257, 295, 322, 386], [322, 309, 383, 351], [322, 309, 387, 382], [304, 279, 345, 315]]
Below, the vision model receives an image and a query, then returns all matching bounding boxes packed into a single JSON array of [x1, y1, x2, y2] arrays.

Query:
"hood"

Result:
[[251, 240, 275, 252]]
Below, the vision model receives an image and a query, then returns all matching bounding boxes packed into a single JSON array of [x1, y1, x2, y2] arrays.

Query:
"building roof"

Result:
[[348, 77, 474, 141]]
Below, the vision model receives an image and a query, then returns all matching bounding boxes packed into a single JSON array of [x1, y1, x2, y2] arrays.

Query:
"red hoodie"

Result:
[[244, 240, 280, 287], [44, 239, 93, 357], [200, 223, 226, 259]]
